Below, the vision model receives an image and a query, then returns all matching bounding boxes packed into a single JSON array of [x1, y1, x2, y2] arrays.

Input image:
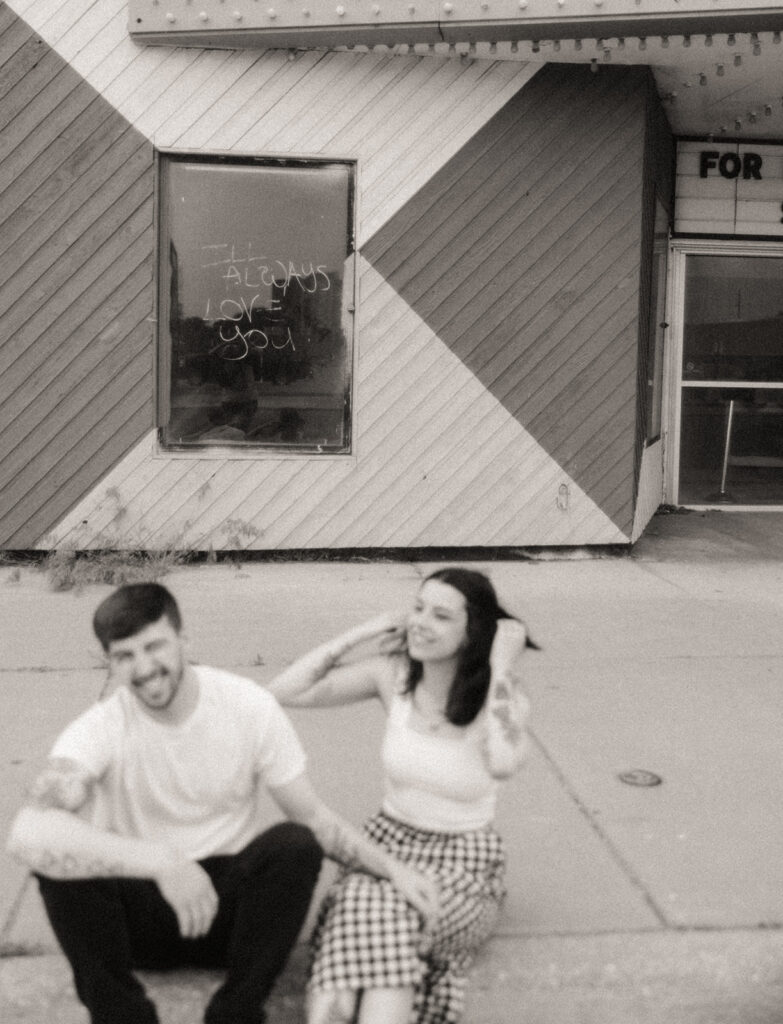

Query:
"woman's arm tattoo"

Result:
[[489, 677, 524, 745]]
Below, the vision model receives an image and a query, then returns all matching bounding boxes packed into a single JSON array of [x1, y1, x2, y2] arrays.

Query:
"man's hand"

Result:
[[271, 775, 440, 933], [155, 860, 219, 939], [387, 861, 440, 930]]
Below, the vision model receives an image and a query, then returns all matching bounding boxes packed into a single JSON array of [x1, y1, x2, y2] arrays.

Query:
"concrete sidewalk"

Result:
[[2, 509, 783, 1022]]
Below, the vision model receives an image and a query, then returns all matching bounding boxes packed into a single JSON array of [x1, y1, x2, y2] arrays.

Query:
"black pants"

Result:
[[37, 822, 323, 1024]]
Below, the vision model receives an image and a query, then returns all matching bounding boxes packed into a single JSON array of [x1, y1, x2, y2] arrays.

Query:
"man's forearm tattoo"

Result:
[[28, 769, 89, 812], [11, 842, 126, 879]]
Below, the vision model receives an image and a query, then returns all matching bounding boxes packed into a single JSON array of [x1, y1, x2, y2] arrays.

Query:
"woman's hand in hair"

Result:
[[266, 613, 407, 708], [368, 611, 408, 656]]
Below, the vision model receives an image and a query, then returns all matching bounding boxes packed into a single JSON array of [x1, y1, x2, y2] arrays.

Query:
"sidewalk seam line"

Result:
[[527, 727, 670, 928], [0, 872, 32, 950]]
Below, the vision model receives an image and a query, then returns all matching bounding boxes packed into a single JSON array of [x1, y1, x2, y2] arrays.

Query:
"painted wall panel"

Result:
[[632, 73, 675, 535], [0, 35, 60, 127], [1, 381, 152, 548], [14, 0, 538, 244], [1, 125, 145, 262], [1, 198, 152, 382], [1, 288, 151, 459], [41, 260, 627, 550], [632, 439, 665, 541], [6, 0, 650, 549], [0, 9, 155, 548], [364, 64, 650, 538]]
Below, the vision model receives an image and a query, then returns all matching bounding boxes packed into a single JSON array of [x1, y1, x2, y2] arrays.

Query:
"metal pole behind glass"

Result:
[[707, 398, 735, 503]]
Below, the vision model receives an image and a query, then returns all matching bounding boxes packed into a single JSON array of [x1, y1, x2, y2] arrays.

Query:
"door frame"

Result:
[[664, 237, 783, 510]]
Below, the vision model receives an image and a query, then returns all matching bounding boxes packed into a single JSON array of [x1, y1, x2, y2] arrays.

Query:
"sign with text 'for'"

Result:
[[675, 140, 783, 238]]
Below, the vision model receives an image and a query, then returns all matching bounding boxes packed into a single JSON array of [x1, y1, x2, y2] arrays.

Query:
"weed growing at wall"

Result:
[[42, 549, 189, 592]]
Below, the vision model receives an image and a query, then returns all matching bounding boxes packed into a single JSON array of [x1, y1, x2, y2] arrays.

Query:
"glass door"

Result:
[[672, 248, 783, 506]]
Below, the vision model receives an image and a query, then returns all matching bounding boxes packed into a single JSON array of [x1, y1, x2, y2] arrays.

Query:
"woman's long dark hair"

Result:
[[405, 567, 538, 727]]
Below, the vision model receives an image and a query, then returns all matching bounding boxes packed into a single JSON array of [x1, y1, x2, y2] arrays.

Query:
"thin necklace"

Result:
[[412, 691, 447, 732]]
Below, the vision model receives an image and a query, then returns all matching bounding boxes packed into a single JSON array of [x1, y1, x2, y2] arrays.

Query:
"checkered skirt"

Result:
[[308, 811, 506, 1024]]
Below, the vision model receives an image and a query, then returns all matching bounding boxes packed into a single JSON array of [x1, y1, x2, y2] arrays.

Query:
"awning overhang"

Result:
[[129, 2, 783, 51]]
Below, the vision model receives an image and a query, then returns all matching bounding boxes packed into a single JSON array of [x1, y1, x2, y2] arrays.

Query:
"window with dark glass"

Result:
[[157, 155, 355, 452], [678, 254, 783, 505]]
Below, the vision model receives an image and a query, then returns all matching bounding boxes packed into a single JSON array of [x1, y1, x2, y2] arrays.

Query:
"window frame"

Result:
[[154, 149, 357, 457], [643, 198, 670, 446], [665, 237, 783, 509]]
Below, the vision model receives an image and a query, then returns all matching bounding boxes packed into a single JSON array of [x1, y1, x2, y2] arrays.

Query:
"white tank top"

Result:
[[381, 691, 498, 832]]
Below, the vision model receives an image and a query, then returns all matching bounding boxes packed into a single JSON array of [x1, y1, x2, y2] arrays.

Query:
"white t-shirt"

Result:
[[50, 665, 307, 860]]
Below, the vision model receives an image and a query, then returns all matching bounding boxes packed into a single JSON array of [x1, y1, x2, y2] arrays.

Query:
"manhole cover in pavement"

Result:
[[618, 769, 663, 787]]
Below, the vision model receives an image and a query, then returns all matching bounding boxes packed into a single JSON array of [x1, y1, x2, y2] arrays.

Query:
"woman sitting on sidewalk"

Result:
[[268, 567, 537, 1024]]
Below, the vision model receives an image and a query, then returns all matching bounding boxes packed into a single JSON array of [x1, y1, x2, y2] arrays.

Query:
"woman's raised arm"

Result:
[[266, 613, 406, 708], [483, 618, 532, 779]]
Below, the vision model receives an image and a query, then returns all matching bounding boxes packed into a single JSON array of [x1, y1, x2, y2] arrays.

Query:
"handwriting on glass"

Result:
[[201, 244, 331, 293], [200, 244, 332, 362]]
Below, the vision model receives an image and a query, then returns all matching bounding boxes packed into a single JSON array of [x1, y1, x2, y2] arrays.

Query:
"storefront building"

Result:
[[2, 1, 782, 550]]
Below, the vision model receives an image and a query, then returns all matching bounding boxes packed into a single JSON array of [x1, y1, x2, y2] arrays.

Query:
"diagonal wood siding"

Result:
[[5, 0, 644, 549], [0, 9, 155, 547], [635, 72, 675, 488], [364, 64, 651, 536]]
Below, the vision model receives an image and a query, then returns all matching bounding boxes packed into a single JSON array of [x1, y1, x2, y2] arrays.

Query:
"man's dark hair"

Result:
[[93, 583, 182, 651]]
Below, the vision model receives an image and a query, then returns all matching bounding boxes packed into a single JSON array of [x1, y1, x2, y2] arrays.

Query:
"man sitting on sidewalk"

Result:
[[6, 582, 437, 1024]]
